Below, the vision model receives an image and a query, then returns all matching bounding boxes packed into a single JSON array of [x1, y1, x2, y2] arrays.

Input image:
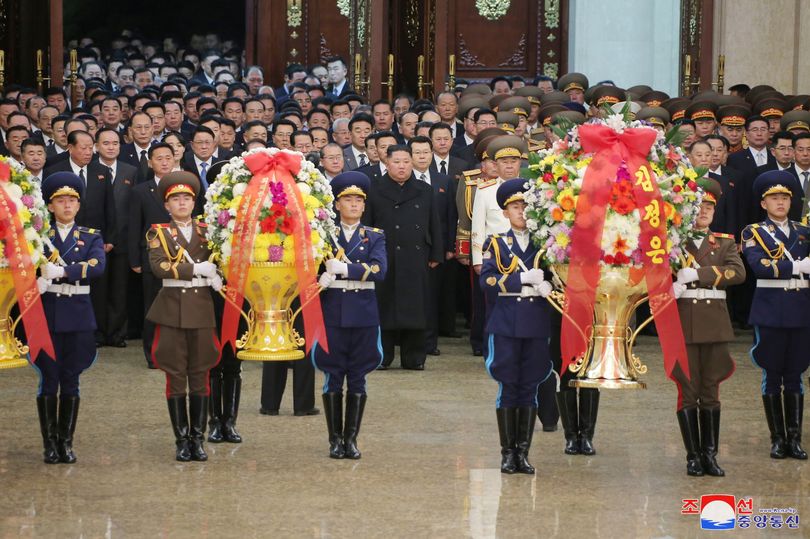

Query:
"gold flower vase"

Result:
[[226, 263, 306, 361], [0, 268, 31, 370], [549, 264, 651, 389]]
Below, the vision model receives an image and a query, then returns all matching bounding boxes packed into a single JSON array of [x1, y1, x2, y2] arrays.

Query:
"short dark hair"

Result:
[[687, 139, 711, 153], [21, 137, 46, 152], [51, 114, 70, 128], [772, 130, 795, 145], [142, 100, 165, 114], [349, 113, 374, 130], [489, 76, 512, 90], [67, 129, 93, 145], [386, 144, 411, 158], [372, 99, 393, 112], [195, 97, 218, 112], [407, 135, 433, 149], [148, 142, 174, 158], [192, 126, 216, 140], [306, 108, 330, 122], [273, 119, 297, 133], [284, 63, 306, 79], [429, 122, 453, 138], [728, 83, 751, 97], [222, 97, 245, 111], [243, 119, 267, 132], [290, 130, 313, 146], [95, 126, 123, 143], [473, 108, 496, 123], [330, 100, 350, 114], [375, 130, 398, 144], [703, 134, 730, 150], [745, 115, 768, 130], [792, 132, 810, 145]]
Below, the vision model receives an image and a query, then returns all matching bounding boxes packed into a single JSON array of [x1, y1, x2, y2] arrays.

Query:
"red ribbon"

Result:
[[561, 124, 689, 380], [0, 161, 55, 362], [221, 151, 328, 354]]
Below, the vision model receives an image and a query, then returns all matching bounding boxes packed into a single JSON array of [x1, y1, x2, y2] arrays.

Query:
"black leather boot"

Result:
[[578, 388, 599, 456], [699, 407, 725, 476], [189, 394, 209, 461], [322, 392, 345, 459], [762, 394, 787, 459], [343, 393, 367, 459], [167, 396, 191, 462], [515, 407, 537, 474], [496, 407, 517, 473], [221, 376, 243, 443], [676, 407, 704, 476], [207, 372, 224, 443], [784, 392, 808, 460], [556, 391, 580, 455], [57, 396, 79, 464], [36, 396, 59, 464]]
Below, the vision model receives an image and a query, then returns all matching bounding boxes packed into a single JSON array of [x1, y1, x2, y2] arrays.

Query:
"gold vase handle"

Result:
[[627, 295, 652, 375], [218, 286, 252, 326]]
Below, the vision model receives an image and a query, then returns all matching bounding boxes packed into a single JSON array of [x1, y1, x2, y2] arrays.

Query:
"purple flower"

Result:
[[21, 195, 34, 208], [32, 215, 43, 231], [217, 210, 231, 226], [317, 209, 327, 220], [270, 181, 289, 206], [268, 245, 284, 262]]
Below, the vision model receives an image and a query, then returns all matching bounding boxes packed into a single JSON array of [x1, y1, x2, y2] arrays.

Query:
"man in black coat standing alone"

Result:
[[363, 145, 443, 370]]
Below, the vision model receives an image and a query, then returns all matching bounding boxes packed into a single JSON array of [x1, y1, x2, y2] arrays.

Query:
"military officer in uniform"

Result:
[[35, 172, 107, 464], [742, 170, 810, 460], [480, 179, 553, 474], [312, 172, 387, 459], [671, 179, 745, 476], [146, 171, 221, 462]]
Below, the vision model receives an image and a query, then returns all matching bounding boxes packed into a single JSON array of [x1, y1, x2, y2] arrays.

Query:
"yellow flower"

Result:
[[557, 188, 576, 211], [311, 230, 321, 244], [539, 154, 558, 168], [253, 246, 269, 262], [17, 207, 31, 224], [683, 167, 697, 181], [229, 195, 243, 210], [551, 163, 566, 177], [555, 232, 570, 249], [575, 157, 593, 169], [282, 248, 295, 264], [267, 233, 283, 246], [283, 235, 295, 250], [306, 208, 315, 220], [254, 234, 271, 248], [304, 195, 320, 209]]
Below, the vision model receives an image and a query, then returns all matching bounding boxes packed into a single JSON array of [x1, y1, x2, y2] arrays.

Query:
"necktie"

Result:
[[46, 139, 54, 150], [440, 160, 447, 175], [108, 166, 115, 183], [420, 173, 427, 183], [200, 162, 209, 191], [359, 153, 368, 167], [139, 149, 149, 179], [79, 168, 86, 185], [757, 151, 765, 166], [803, 172, 810, 219]]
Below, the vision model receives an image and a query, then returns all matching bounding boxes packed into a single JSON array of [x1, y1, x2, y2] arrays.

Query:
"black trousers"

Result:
[[537, 309, 561, 427], [127, 270, 144, 339], [260, 360, 315, 413], [91, 249, 130, 344], [381, 329, 426, 368], [141, 268, 162, 366], [470, 269, 485, 353]]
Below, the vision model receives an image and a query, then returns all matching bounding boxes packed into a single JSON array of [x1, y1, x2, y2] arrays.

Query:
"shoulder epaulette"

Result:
[[77, 226, 98, 235], [196, 220, 208, 227], [151, 223, 170, 229], [363, 226, 383, 234], [462, 169, 481, 178], [711, 232, 734, 240], [479, 179, 497, 189]]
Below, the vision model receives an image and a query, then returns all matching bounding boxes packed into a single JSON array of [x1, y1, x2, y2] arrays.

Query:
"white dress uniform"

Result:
[[471, 177, 510, 266]]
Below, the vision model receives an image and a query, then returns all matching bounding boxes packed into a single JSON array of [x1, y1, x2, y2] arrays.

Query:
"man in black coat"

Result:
[[362, 145, 443, 370], [409, 136, 459, 354], [727, 115, 778, 227], [127, 143, 176, 367]]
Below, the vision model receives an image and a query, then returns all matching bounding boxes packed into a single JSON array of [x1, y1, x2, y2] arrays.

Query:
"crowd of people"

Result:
[[3, 30, 809, 471]]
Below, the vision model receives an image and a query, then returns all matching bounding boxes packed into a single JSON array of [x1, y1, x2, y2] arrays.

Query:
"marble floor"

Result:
[[0, 332, 807, 538]]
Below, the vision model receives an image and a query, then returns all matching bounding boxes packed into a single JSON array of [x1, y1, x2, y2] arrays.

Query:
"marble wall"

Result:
[[713, 0, 810, 94]]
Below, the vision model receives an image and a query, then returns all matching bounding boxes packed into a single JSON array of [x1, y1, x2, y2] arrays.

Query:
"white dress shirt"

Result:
[[415, 169, 431, 185], [750, 147, 768, 167], [69, 159, 87, 183], [56, 221, 75, 242], [351, 145, 368, 167], [512, 228, 530, 252]]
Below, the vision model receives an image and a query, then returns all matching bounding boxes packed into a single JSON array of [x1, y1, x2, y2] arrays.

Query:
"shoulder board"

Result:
[[479, 179, 497, 189], [465, 178, 479, 186], [196, 220, 208, 228], [751, 223, 760, 229], [151, 223, 170, 229], [77, 226, 98, 235], [711, 232, 734, 240], [463, 169, 481, 178], [363, 226, 383, 234], [491, 234, 501, 239]]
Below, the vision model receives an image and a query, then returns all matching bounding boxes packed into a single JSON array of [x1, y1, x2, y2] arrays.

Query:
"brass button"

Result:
[[182, 289, 186, 293], [517, 298, 522, 302], [692, 299, 697, 304]]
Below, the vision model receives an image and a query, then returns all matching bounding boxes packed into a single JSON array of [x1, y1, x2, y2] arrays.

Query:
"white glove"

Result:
[[325, 259, 348, 276], [794, 258, 810, 275], [520, 268, 545, 286], [41, 262, 65, 280], [673, 282, 687, 299], [37, 277, 51, 295], [193, 261, 217, 278], [318, 272, 337, 288], [676, 268, 699, 284], [535, 280, 553, 298], [208, 274, 223, 292]]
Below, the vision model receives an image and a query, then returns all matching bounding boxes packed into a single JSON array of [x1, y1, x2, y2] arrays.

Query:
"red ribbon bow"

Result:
[[0, 161, 55, 362], [221, 151, 328, 354], [561, 124, 689, 381]]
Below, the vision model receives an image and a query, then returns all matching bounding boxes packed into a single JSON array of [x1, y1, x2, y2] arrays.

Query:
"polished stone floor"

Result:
[[0, 332, 807, 538]]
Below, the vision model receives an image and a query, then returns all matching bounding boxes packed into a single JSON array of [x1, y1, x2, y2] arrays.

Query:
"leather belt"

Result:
[[329, 280, 375, 290], [46, 284, 90, 296], [162, 278, 209, 288], [499, 286, 542, 298], [680, 289, 726, 300], [757, 279, 809, 290]]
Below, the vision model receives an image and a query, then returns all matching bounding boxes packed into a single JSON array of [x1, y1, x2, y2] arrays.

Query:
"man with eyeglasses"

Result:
[[769, 131, 795, 172], [320, 143, 346, 179]]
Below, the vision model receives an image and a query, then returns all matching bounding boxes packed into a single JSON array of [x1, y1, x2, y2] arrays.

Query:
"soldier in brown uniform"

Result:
[[672, 178, 746, 477], [146, 171, 222, 462]]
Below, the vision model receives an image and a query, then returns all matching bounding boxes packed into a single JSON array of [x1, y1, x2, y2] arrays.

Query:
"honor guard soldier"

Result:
[[742, 170, 810, 460], [35, 172, 107, 464], [671, 179, 745, 476], [480, 179, 553, 474], [146, 171, 222, 462], [312, 172, 387, 459], [717, 104, 750, 154]]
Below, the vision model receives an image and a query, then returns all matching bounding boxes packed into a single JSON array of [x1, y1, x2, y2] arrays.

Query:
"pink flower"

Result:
[[317, 209, 328, 220], [32, 215, 43, 231], [217, 210, 231, 225], [544, 190, 555, 199], [21, 195, 34, 208], [268, 245, 284, 262]]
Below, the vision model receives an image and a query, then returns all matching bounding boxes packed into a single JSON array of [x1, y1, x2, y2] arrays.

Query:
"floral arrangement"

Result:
[[203, 148, 338, 265], [0, 157, 50, 269], [524, 114, 703, 269], [476, 0, 511, 20]]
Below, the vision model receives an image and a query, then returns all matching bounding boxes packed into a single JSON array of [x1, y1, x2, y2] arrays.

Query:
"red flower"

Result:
[[279, 218, 294, 235], [543, 173, 554, 183], [270, 203, 286, 218], [259, 216, 277, 233], [687, 181, 697, 191], [603, 254, 614, 264], [613, 252, 631, 265], [673, 185, 682, 193]]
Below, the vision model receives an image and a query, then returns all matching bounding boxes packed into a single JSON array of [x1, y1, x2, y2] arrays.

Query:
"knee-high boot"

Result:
[[167, 396, 191, 462], [207, 371, 224, 443], [344, 393, 367, 459], [698, 407, 724, 476], [322, 392, 345, 459], [57, 396, 80, 464], [762, 394, 787, 459], [784, 392, 808, 460], [189, 394, 209, 462], [496, 407, 517, 474], [515, 406, 537, 474], [221, 376, 243, 443], [556, 391, 579, 455], [578, 388, 599, 456], [36, 396, 59, 464], [677, 407, 704, 476]]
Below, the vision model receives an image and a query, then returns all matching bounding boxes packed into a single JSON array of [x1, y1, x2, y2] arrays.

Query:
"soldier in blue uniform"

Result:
[[480, 178, 553, 474], [311, 171, 387, 459], [742, 170, 810, 460], [34, 171, 106, 464]]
